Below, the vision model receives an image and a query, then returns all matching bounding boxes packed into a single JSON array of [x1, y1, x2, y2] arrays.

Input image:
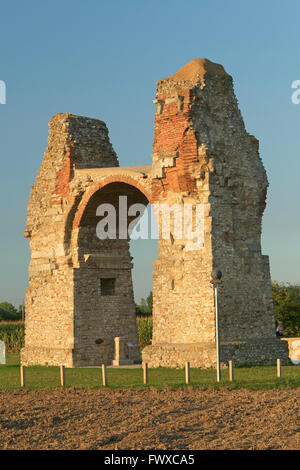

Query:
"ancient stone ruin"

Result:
[[21, 58, 289, 367]]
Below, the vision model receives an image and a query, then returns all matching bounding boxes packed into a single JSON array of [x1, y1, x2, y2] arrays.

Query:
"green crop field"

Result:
[[1, 353, 300, 391]]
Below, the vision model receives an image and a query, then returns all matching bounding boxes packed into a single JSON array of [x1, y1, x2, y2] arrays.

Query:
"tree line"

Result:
[[0, 302, 25, 321], [272, 282, 300, 336]]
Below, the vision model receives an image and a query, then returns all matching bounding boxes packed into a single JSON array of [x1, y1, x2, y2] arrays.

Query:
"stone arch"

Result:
[[70, 179, 153, 366], [66, 174, 152, 265], [75, 175, 153, 226]]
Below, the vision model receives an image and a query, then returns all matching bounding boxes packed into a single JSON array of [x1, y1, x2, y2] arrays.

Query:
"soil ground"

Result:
[[0, 387, 299, 450]]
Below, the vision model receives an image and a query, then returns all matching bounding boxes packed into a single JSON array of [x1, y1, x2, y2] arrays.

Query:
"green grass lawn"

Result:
[[1, 353, 300, 391]]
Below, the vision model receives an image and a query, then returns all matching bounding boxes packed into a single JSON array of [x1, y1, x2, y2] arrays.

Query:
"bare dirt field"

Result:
[[0, 387, 299, 450]]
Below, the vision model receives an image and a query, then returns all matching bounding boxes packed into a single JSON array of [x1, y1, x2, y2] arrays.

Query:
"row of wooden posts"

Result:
[[19, 359, 284, 387]]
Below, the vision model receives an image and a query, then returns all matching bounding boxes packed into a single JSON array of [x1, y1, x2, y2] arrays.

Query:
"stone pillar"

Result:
[[21, 113, 140, 367], [143, 58, 289, 367], [112, 337, 134, 366]]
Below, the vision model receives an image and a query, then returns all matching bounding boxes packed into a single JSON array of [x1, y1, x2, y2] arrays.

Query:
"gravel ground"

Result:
[[0, 387, 299, 450]]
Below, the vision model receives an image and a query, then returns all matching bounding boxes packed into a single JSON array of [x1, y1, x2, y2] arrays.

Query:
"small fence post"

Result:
[[143, 362, 148, 385], [20, 365, 26, 387], [102, 364, 107, 386], [185, 362, 190, 384], [60, 365, 65, 387], [229, 360, 234, 381], [277, 358, 281, 378]]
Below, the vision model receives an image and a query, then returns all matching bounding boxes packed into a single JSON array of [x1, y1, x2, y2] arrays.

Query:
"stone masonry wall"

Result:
[[143, 58, 289, 366], [22, 114, 142, 366], [23, 60, 289, 368]]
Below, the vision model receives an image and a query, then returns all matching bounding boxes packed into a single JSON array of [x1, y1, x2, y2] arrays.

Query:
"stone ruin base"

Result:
[[21, 346, 74, 367], [21, 339, 141, 367], [142, 338, 290, 368], [21, 338, 291, 369]]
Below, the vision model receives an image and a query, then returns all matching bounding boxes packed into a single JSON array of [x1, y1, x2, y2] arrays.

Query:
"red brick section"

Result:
[[152, 89, 199, 201], [54, 143, 76, 200]]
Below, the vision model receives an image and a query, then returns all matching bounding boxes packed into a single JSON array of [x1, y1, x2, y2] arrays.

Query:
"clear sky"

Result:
[[0, 0, 299, 307]]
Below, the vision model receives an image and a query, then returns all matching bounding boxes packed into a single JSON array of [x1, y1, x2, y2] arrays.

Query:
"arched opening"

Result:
[[130, 207, 158, 311], [72, 181, 157, 366]]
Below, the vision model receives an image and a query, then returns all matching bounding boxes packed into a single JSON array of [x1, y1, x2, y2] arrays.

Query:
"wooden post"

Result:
[[143, 362, 148, 385], [60, 365, 65, 387], [102, 364, 107, 386], [277, 358, 281, 378], [20, 365, 26, 387], [229, 360, 234, 381], [185, 362, 190, 384]]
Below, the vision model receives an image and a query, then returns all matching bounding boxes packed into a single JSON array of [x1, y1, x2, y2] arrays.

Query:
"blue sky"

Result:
[[0, 0, 299, 307]]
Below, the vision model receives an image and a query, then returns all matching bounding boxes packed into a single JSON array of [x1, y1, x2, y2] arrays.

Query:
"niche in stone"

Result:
[[101, 278, 116, 296]]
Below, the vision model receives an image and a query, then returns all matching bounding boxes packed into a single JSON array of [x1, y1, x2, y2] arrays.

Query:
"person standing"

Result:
[[276, 321, 286, 337]]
